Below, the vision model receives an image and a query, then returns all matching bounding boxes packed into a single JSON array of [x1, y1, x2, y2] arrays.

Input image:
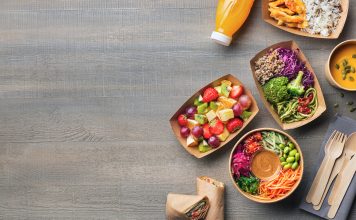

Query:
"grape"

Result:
[[232, 103, 243, 117], [191, 126, 203, 138], [208, 135, 220, 148], [180, 126, 190, 138], [238, 95, 252, 110], [186, 106, 197, 119]]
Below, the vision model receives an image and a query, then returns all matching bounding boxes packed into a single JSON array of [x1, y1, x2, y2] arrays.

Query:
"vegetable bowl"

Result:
[[169, 74, 259, 158], [229, 128, 304, 203], [250, 41, 326, 130]]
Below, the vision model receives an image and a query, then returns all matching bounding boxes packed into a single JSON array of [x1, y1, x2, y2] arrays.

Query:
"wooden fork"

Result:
[[311, 131, 347, 205], [306, 130, 337, 203]]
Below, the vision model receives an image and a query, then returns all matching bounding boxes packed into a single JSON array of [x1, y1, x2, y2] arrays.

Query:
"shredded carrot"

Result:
[[257, 167, 302, 199]]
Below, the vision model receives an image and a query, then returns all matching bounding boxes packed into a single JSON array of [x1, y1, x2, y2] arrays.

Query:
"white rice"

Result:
[[302, 0, 342, 36]]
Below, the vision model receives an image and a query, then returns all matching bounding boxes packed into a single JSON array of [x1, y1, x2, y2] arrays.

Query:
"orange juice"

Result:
[[211, 0, 255, 46]]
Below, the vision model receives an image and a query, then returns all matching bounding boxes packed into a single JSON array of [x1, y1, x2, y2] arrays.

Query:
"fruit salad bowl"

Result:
[[169, 74, 259, 159]]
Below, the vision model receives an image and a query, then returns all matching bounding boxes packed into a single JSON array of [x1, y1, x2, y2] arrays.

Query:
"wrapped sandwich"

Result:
[[166, 193, 210, 220], [197, 176, 225, 220]]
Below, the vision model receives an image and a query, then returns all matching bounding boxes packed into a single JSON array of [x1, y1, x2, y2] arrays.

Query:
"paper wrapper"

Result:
[[250, 41, 326, 130], [166, 193, 209, 220], [261, 0, 349, 39], [196, 176, 225, 220]]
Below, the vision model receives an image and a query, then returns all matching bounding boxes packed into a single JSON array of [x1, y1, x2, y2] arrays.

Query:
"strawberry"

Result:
[[226, 118, 243, 133], [203, 124, 212, 139], [230, 85, 244, 99], [178, 114, 188, 126], [209, 119, 224, 135], [202, 87, 219, 103]]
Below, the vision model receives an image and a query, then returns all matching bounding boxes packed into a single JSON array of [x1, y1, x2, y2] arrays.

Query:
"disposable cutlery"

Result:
[[327, 154, 356, 218], [306, 131, 338, 203], [327, 132, 356, 205], [311, 131, 347, 205]]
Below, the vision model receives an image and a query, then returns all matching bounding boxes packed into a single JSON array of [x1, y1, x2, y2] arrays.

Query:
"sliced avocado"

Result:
[[240, 110, 252, 121], [209, 101, 218, 111], [214, 86, 222, 95], [198, 140, 211, 153], [221, 83, 230, 97], [194, 114, 207, 124], [197, 103, 208, 114]]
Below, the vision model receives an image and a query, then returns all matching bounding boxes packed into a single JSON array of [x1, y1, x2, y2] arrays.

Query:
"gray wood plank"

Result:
[[0, 0, 355, 219]]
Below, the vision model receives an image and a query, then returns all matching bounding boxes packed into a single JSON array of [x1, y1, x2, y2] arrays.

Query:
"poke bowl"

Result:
[[169, 74, 259, 158], [229, 128, 304, 203]]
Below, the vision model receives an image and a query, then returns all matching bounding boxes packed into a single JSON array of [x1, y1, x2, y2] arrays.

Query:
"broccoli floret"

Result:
[[287, 71, 305, 96], [263, 77, 290, 104]]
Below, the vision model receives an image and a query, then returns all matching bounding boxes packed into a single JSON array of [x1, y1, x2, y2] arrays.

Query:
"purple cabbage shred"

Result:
[[276, 48, 314, 88], [232, 149, 251, 178]]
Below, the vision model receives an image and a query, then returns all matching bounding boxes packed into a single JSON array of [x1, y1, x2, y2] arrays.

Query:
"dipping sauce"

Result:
[[251, 150, 280, 180], [330, 44, 356, 90]]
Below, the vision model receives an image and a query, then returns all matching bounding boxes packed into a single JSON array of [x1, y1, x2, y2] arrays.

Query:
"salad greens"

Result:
[[237, 175, 259, 195]]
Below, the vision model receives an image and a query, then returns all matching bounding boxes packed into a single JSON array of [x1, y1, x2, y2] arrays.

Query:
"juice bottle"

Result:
[[211, 0, 255, 46]]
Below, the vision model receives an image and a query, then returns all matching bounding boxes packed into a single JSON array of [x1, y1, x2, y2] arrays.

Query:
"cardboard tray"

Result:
[[169, 74, 259, 159], [249, 41, 326, 130], [262, 0, 349, 39], [228, 128, 304, 203]]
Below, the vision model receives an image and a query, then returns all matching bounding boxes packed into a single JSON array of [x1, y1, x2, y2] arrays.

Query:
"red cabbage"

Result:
[[276, 48, 314, 88], [232, 150, 251, 178]]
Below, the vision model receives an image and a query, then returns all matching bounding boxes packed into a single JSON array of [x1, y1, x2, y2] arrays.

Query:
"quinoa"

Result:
[[254, 49, 285, 85]]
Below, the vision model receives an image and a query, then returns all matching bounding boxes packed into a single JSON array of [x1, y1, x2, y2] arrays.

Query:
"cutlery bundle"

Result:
[[304, 128, 356, 218]]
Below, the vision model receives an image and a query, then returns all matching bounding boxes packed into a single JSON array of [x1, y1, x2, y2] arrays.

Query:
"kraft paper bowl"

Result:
[[229, 128, 304, 203]]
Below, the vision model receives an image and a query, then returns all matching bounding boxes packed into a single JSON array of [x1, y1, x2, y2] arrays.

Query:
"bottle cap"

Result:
[[211, 31, 232, 46]]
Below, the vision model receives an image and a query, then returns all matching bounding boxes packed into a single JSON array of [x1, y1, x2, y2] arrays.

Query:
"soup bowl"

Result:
[[229, 128, 304, 203], [325, 39, 356, 92]]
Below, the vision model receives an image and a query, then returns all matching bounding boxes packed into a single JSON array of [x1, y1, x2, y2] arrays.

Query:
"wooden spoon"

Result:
[[328, 132, 356, 205], [311, 131, 347, 205], [327, 154, 356, 218]]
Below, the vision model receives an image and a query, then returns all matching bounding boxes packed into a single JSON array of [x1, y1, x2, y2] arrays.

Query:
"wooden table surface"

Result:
[[0, 0, 355, 219]]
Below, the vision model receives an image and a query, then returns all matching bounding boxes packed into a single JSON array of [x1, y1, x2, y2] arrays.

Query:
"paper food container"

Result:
[[262, 0, 349, 39], [228, 128, 304, 203], [249, 41, 326, 130], [169, 74, 259, 158]]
